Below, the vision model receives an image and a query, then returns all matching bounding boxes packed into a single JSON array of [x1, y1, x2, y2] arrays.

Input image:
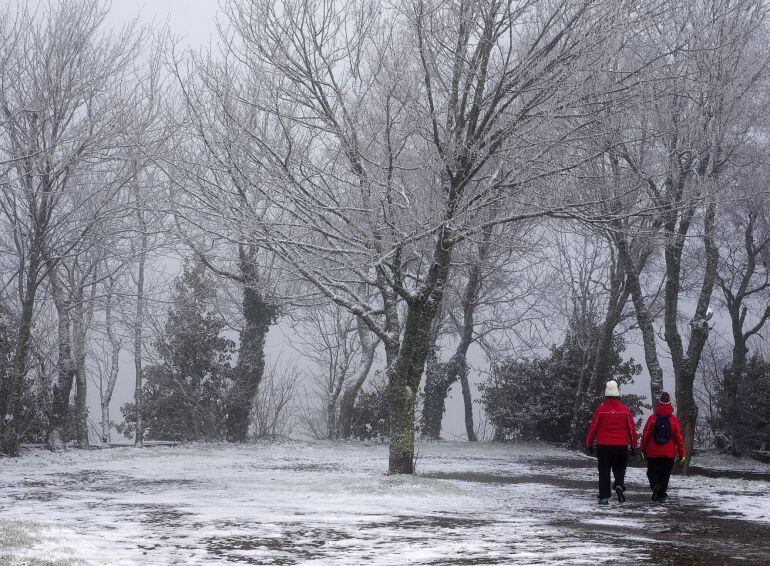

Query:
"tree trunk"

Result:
[[100, 402, 111, 445], [47, 306, 76, 450], [388, 241, 452, 473], [388, 369, 415, 474], [72, 287, 89, 449], [421, 356, 451, 441], [0, 258, 39, 456], [615, 236, 665, 405], [134, 185, 147, 448], [338, 319, 378, 439], [568, 339, 599, 446], [421, 232, 487, 442], [568, 309, 610, 446], [99, 283, 121, 444], [459, 363, 477, 442], [422, 353, 476, 441], [667, 201, 719, 473], [676, 367, 699, 475], [326, 397, 338, 440], [227, 269, 276, 442], [420, 313, 447, 441], [725, 328, 747, 455], [388, 302, 441, 473]]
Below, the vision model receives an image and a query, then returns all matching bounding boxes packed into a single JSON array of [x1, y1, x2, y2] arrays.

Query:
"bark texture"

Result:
[[226, 259, 277, 442], [1, 254, 41, 456]]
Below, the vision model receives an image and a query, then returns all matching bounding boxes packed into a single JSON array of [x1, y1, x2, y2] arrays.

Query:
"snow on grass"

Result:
[[2, 441, 769, 564], [0, 519, 85, 566], [691, 448, 770, 474]]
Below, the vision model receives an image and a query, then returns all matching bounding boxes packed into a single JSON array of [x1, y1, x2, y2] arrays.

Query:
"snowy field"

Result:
[[2, 442, 770, 565]]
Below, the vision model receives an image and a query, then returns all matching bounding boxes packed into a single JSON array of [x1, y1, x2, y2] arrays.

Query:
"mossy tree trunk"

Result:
[[226, 251, 278, 442], [1, 248, 42, 457]]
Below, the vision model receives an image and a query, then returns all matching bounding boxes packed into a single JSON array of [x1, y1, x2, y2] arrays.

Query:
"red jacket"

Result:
[[641, 403, 685, 458], [586, 398, 638, 448]]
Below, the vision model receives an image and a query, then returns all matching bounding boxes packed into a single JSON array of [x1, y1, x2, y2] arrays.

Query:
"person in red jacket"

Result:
[[586, 380, 638, 505], [641, 391, 685, 502]]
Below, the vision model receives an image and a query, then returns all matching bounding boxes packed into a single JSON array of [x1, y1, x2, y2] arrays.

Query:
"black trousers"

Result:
[[597, 445, 628, 499], [647, 457, 675, 496]]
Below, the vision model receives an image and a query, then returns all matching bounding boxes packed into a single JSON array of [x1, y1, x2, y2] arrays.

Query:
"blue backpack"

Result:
[[653, 415, 672, 444]]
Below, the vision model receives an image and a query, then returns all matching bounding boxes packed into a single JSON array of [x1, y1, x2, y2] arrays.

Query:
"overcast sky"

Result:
[[107, 0, 220, 46]]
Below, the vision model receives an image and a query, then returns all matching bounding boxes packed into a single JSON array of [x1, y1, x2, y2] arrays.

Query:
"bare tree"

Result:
[[165, 40, 281, 443], [576, 0, 769, 471], [293, 303, 361, 439], [211, 0, 616, 473], [717, 198, 770, 454], [251, 362, 300, 439], [694, 339, 729, 449], [421, 222, 548, 441], [553, 229, 616, 445], [0, 1, 146, 455], [337, 317, 380, 440], [93, 272, 123, 444], [639, 0, 766, 471]]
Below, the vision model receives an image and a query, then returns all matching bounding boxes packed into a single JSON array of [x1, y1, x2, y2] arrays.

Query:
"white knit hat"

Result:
[[605, 380, 619, 397]]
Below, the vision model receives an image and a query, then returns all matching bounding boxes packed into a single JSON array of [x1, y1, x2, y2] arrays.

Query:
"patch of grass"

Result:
[[0, 521, 83, 566], [0, 520, 38, 551], [0, 556, 81, 566]]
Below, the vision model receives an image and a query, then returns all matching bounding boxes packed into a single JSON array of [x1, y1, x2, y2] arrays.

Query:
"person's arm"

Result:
[[640, 415, 654, 454], [672, 415, 686, 458], [586, 407, 601, 448], [626, 408, 638, 448]]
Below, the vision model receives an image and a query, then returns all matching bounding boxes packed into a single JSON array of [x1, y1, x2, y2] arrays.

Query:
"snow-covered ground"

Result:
[[691, 448, 770, 474], [2, 441, 769, 565]]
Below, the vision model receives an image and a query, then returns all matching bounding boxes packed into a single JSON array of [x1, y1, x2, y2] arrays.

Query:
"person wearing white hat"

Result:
[[586, 380, 639, 505]]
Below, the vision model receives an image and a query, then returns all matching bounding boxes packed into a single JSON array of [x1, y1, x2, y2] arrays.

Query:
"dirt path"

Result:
[[424, 455, 770, 566]]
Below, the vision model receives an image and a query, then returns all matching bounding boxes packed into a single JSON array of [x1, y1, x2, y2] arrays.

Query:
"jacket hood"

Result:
[[655, 403, 674, 417]]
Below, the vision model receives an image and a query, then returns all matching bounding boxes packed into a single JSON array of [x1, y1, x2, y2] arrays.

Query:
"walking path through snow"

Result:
[[1, 441, 769, 565]]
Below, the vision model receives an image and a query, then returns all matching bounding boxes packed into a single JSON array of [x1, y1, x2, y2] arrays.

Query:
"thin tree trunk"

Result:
[[338, 318, 378, 439], [459, 363, 477, 442], [100, 403, 111, 445], [326, 398, 338, 440], [725, 327, 747, 455], [133, 172, 147, 448], [568, 335, 600, 446], [72, 283, 89, 449], [719, 209, 770, 456], [100, 280, 121, 444], [615, 235, 665, 406]]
